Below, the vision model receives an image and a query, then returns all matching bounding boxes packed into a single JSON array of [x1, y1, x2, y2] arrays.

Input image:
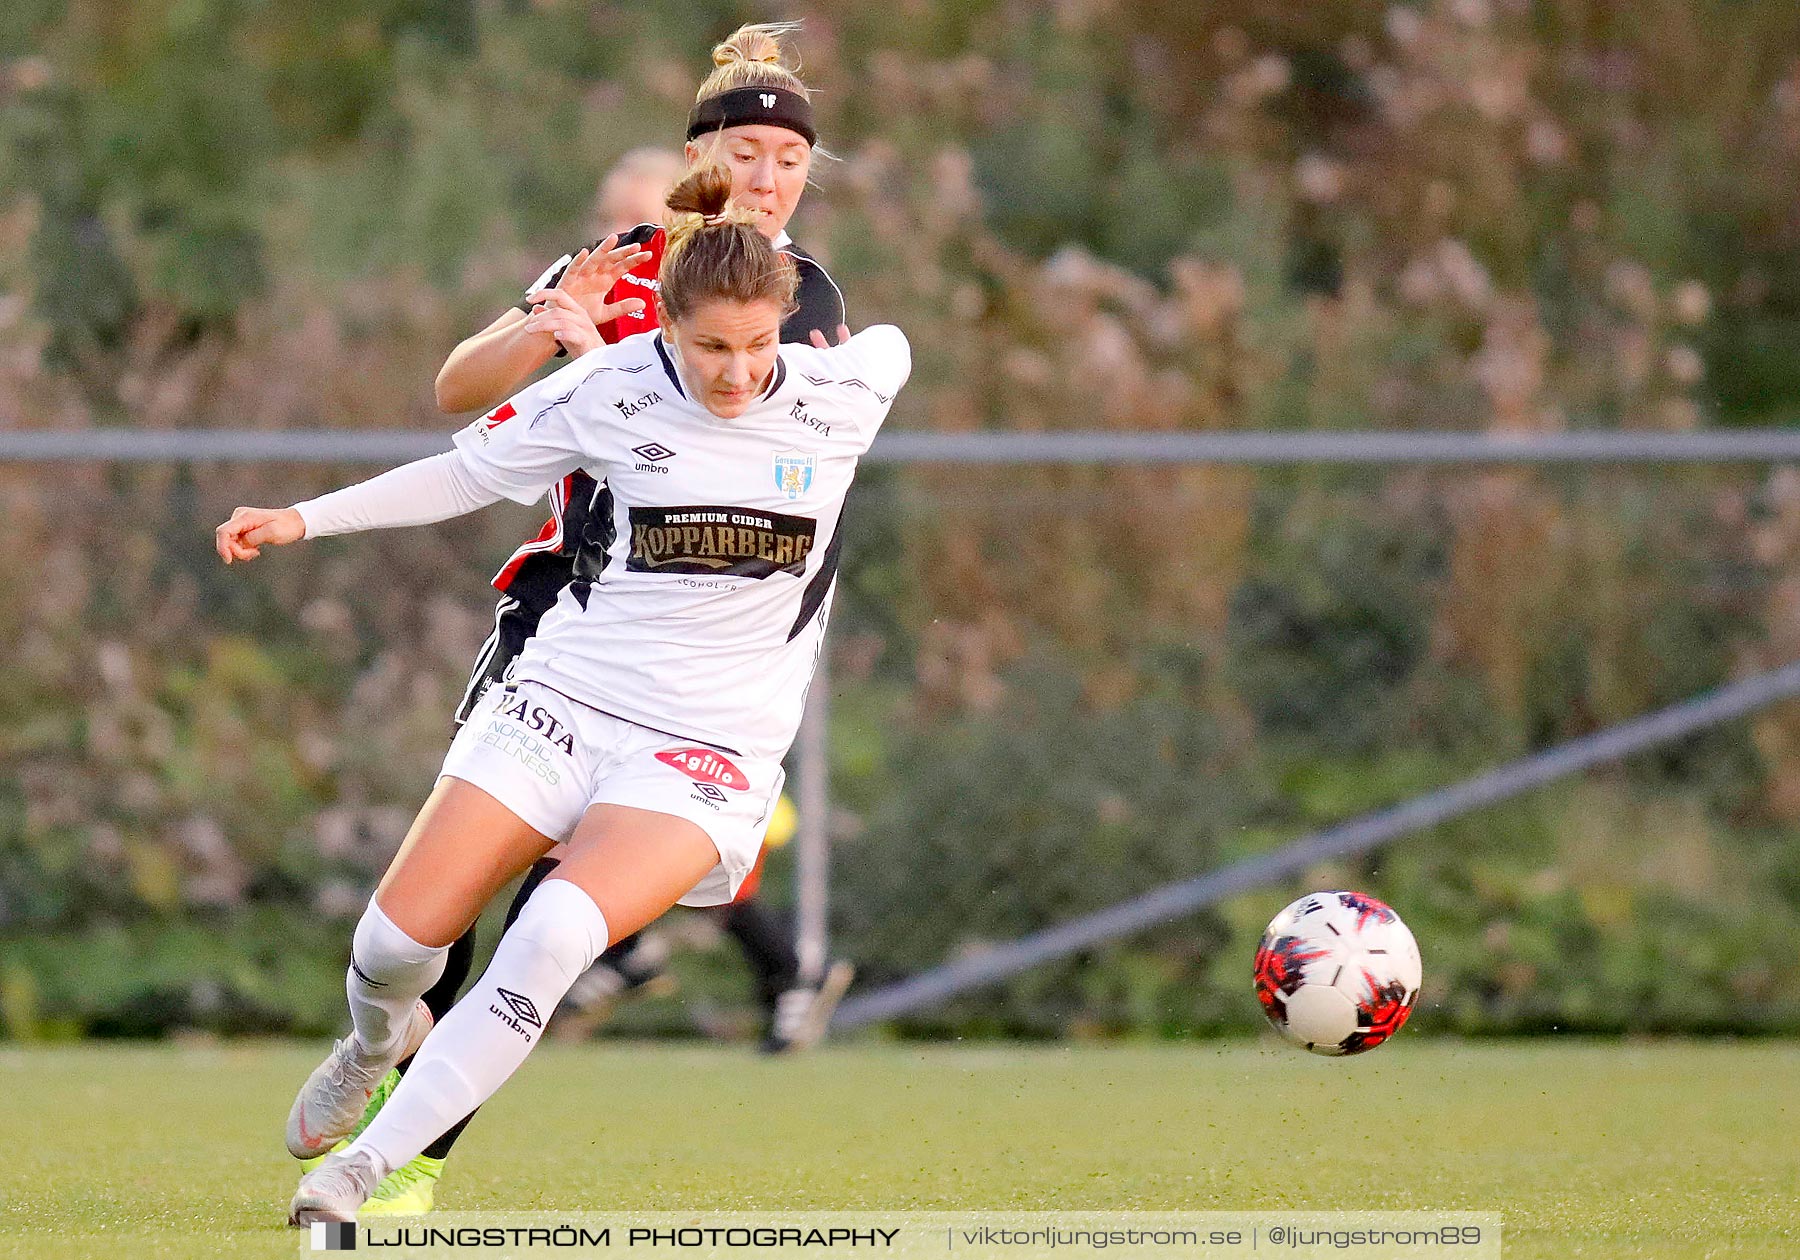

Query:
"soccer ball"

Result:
[[1253, 891, 1421, 1056]]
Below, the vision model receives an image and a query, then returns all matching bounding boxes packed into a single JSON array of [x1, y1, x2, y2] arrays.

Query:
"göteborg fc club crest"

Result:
[[774, 450, 816, 501]]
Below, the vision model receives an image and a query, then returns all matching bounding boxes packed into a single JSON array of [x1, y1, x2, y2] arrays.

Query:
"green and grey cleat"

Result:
[[287, 1001, 432, 1160], [297, 1068, 400, 1172], [289, 1149, 382, 1225], [295, 1069, 448, 1214], [359, 1154, 445, 1216]]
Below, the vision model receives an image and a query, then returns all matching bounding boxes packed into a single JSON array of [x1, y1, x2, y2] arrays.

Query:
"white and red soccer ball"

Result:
[[1254, 891, 1422, 1056]]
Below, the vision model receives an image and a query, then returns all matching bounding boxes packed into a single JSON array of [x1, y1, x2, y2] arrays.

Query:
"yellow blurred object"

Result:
[[765, 794, 798, 848]]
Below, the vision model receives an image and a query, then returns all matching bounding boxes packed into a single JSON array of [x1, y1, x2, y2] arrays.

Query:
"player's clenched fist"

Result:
[[214, 505, 305, 564]]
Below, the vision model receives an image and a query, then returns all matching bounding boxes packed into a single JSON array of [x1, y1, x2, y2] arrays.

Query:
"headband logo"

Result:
[[760, 93, 776, 108]]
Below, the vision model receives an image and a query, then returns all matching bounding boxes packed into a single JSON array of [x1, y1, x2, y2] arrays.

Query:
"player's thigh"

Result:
[[385, 680, 604, 944], [551, 804, 722, 942], [375, 776, 554, 947]]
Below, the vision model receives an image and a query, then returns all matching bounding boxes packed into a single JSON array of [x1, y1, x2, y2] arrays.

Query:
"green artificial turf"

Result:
[[0, 1040, 1792, 1258]]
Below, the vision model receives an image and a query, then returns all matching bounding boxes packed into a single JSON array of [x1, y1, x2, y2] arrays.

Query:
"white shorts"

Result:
[[441, 680, 784, 907]]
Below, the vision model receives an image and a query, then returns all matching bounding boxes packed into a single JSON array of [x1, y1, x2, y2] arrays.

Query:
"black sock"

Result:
[[418, 926, 477, 1029], [421, 1106, 478, 1163], [720, 898, 800, 1015], [502, 856, 562, 930], [595, 930, 644, 965], [413, 854, 562, 1162]]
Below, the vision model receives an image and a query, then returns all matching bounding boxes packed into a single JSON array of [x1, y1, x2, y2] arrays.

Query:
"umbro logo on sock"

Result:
[[494, 987, 543, 1029]]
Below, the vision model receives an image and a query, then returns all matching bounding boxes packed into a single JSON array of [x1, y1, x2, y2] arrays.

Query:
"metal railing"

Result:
[[10, 423, 1800, 1026], [7, 427, 1800, 465], [829, 660, 1800, 1029]]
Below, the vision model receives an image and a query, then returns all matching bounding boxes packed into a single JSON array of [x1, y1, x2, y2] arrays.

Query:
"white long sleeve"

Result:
[[293, 450, 505, 539]]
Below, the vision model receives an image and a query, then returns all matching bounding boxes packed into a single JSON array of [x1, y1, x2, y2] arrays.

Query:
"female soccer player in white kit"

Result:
[[213, 163, 909, 1223]]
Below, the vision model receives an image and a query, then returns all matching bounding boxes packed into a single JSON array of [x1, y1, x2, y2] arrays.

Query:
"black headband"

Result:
[[686, 85, 817, 148]]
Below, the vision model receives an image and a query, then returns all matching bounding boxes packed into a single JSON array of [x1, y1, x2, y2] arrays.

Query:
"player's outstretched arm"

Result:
[[212, 450, 513, 566], [224, 343, 603, 565]]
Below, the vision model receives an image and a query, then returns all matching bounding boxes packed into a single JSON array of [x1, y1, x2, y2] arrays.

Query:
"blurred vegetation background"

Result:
[[4, 0, 1800, 1040]]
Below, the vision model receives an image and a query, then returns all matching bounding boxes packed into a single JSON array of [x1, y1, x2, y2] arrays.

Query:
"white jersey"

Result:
[[451, 325, 910, 762]]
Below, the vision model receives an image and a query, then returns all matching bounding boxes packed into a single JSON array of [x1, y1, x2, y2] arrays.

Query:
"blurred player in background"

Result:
[[589, 146, 686, 239], [283, 23, 856, 1217]]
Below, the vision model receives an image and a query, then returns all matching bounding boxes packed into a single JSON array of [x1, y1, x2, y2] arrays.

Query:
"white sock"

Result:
[[343, 879, 609, 1177], [348, 899, 450, 1055]]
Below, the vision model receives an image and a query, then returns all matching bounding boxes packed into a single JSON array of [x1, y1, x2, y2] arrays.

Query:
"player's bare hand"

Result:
[[214, 506, 305, 565], [555, 237, 652, 328], [808, 324, 852, 349], [523, 287, 606, 357]]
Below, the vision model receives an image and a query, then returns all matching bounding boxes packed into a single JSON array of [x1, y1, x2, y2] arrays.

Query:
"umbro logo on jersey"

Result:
[[632, 441, 676, 473], [616, 391, 663, 420]]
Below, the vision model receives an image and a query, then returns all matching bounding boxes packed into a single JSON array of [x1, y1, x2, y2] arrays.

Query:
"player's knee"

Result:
[[506, 878, 611, 979], [352, 897, 448, 983]]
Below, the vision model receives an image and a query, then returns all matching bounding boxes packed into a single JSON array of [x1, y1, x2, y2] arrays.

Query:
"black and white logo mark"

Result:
[[314, 1219, 357, 1250], [760, 93, 777, 109], [632, 442, 676, 463], [695, 783, 728, 802], [494, 987, 543, 1029]]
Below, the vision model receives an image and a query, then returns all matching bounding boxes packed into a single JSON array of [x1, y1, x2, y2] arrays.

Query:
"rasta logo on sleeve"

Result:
[[626, 505, 817, 579]]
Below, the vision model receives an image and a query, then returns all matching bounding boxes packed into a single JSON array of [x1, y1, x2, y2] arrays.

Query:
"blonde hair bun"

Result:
[[711, 21, 798, 69], [696, 21, 809, 102]]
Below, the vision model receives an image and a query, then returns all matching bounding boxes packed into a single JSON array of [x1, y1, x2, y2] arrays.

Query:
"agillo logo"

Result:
[[656, 748, 749, 790]]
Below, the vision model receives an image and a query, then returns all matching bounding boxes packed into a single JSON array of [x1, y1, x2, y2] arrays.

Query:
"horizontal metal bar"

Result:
[[869, 430, 1800, 464], [830, 659, 1800, 1030], [0, 430, 454, 463], [4, 428, 1800, 465]]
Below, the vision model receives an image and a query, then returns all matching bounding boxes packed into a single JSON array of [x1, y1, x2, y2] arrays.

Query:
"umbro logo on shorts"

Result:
[[656, 747, 749, 790]]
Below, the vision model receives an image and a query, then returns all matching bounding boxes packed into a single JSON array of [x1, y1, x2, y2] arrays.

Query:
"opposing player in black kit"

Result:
[[218, 161, 911, 1223]]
